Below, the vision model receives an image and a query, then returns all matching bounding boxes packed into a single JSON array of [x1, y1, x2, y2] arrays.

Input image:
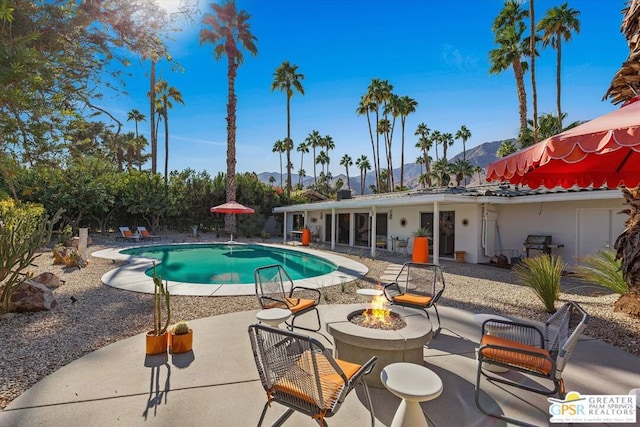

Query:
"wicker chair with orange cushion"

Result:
[[254, 264, 322, 332], [382, 262, 445, 336], [475, 301, 589, 425], [248, 323, 377, 427]]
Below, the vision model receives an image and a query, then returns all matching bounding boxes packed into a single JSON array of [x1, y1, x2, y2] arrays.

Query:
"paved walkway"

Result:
[[2, 304, 639, 426]]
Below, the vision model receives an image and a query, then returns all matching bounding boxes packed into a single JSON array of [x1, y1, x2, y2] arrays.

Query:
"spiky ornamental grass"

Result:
[[513, 254, 565, 313], [575, 250, 627, 295]]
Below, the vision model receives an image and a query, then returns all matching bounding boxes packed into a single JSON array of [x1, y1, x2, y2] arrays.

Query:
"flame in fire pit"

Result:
[[362, 294, 392, 327]]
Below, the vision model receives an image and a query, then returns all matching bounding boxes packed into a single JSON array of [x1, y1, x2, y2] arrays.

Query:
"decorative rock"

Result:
[[8, 281, 58, 312], [30, 272, 62, 290]]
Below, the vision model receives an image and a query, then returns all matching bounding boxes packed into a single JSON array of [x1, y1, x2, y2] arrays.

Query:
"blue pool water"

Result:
[[120, 244, 337, 285]]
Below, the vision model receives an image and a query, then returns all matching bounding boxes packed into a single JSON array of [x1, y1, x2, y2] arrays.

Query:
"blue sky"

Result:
[[105, 0, 629, 178]]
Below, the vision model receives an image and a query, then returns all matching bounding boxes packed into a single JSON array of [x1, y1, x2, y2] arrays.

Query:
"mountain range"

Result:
[[257, 139, 507, 194]]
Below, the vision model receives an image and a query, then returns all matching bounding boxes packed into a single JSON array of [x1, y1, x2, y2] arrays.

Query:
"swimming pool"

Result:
[[93, 242, 368, 296], [120, 243, 337, 285]]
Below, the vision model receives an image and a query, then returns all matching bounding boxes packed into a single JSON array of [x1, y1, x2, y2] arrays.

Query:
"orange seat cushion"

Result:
[[286, 297, 316, 313], [123, 230, 133, 237], [480, 334, 552, 375], [272, 351, 361, 410], [140, 230, 150, 237], [393, 293, 432, 307]]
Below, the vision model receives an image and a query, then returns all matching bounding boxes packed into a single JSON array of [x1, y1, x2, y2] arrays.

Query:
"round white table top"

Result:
[[256, 308, 292, 323], [356, 288, 383, 300], [381, 363, 443, 401]]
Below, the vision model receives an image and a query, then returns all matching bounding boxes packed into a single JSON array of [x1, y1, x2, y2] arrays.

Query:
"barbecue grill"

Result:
[[523, 235, 564, 257]]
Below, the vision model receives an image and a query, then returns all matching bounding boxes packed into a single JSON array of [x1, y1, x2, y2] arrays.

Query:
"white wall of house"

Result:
[[492, 198, 625, 267]]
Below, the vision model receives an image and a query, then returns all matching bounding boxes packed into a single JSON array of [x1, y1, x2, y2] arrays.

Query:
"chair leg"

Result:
[[360, 379, 376, 427], [287, 308, 321, 332], [423, 306, 441, 337], [475, 359, 539, 427]]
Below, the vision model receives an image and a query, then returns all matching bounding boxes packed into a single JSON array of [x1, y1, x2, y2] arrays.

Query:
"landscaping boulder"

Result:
[[68, 236, 92, 248], [8, 280, 58, 312], [30, 272, 62, 290]]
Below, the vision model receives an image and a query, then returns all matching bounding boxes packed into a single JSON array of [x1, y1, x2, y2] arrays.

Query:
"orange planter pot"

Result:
[[301, 229, 311, 246], [146, 331, 168, 355], [412, 236, 429, 263], [170, 331, 193, 353]]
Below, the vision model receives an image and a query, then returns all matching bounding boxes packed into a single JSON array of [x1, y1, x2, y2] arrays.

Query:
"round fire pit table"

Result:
[[325, 303, 432, 388]]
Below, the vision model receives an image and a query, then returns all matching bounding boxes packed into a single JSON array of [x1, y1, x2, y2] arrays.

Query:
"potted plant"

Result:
[[412, 227, 430, 263], [169, 321, 193, 353], [146, 264, 171, 355]]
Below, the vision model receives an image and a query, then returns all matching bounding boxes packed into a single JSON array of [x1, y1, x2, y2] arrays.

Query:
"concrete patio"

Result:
[[1, 304, 639, 426]]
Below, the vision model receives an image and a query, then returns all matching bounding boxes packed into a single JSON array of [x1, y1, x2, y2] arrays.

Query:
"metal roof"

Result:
[[273, 184, 623, 213]]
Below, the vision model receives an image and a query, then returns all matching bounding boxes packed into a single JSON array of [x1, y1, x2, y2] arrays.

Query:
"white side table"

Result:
[[256, 308, 292, 327], [356, 288, 383, 302], [381, 362, 443, 427], [474, 313, 512, 373]]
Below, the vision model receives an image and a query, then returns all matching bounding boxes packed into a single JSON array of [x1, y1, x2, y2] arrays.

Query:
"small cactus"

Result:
[[172, 321, 190, 335]]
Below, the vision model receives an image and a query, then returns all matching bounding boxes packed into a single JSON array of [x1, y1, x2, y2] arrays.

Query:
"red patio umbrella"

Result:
[[486, 97, 640, 189], [210, 201, 255, 242]]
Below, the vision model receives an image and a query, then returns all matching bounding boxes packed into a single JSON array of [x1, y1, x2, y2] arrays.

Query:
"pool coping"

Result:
[[91, 242, 369, 296]]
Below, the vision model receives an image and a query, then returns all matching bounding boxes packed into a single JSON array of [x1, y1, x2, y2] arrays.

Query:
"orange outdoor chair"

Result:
[[475, 301, 589, 425], [254, 264, 322, 332], [248, 323, 377, 427], [383, 262, 445, 336]]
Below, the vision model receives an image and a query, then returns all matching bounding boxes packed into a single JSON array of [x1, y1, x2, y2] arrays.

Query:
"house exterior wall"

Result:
[[492, 198, 625, 267]]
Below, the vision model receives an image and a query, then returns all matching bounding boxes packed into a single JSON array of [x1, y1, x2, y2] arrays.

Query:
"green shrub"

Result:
[[574, 250, 627, 295], [513, 254, 565, 313]]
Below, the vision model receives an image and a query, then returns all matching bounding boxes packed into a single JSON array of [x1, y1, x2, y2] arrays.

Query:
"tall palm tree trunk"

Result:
[[366, 111, 378, 188], [150, 60, 157, 174], [556, 41, 563, 130], [514, 59, 528, 143], [530, 0, 539, 143], [286, 96, 292, 199], [225, 56, 237, 235]]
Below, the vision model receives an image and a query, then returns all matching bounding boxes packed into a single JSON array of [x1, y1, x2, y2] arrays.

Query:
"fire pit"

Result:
[[325, 300, 432, 389]]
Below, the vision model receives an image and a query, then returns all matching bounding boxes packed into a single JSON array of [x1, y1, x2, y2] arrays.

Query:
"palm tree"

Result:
[[365, 79, 393, 188], [268, 175, 275, 187], [356, 95, 378, 187], [415, 123, 432, 182], [355, 155, 370, 195], [455, 125, 472, 161], [529, 0, 539, 144], [271, 61, 304, 199], [377, 118, 392, 190], [315, 150, 329, 181], [127, 109, 146, 171], [396, 95, 417, 190], [538, 3, 581, 130], [340, 154, 353, 191], [322, 135, 335, 175], [296, 141, 309, 188], [154, 78, 184, 186], [272, 139, 286, 189], [415, 155, 425, 176], [200, 0, 258, 235], [449, 159, 474, 187], [490, 1, 530, 146], [441, 132, 454, 162], [430, 158, 451, 187], [305, 130, 322, 188], [297, 169, 306, 189], [430, 130, 442, 161]]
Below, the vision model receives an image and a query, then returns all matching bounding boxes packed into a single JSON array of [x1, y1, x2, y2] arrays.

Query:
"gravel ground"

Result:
[[1, 233, 639, 410]]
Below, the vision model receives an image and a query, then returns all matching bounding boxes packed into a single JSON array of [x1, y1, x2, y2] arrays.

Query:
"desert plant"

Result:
[[512, 254, 565, 313], [172, 321, 190, 335], [151, 263, 171, 335], [413, 227, 428, 237], [0, 200, 62, 313], [575, 250, 627, 295], [58, 224, 73, 245]]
